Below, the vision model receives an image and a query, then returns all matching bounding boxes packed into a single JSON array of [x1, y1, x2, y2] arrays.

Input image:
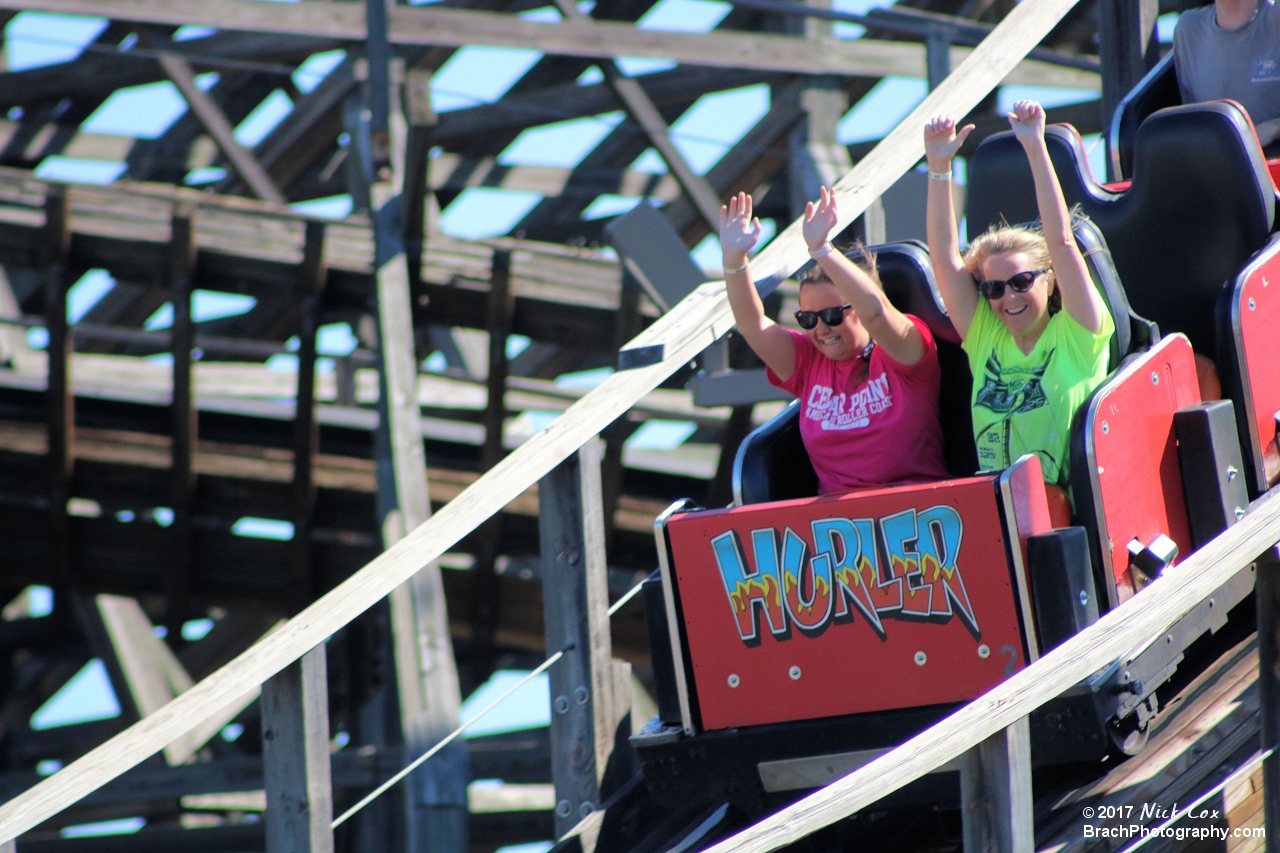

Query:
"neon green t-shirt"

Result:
[[962, 301, 1114, 487]]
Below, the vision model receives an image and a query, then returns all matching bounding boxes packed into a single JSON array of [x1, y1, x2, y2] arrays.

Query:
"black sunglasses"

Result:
[[974, 269, 1050, 300], [794, 304, 852, 330]]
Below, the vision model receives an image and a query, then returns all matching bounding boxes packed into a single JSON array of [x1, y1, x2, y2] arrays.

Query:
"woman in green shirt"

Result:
[[923, 100, 1114, 498]]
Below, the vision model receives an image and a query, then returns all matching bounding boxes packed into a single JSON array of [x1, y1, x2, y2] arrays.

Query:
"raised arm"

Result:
[[1008, 100, 1107, 334], [803, 187, 926, 365], [720, 192, 797, 380], [924, 116, 978, 340]]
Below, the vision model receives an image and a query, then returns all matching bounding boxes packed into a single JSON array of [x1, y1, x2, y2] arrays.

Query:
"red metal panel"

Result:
[[1087, 334, 1199, 603], [665, 477, 1029, 730], [1003, 455, 1051, 582], [1234, 240, 1280, 488], [1000, 455, 1053, 657]]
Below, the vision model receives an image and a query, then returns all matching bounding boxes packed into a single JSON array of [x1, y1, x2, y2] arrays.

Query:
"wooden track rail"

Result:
[[0, 0, 1092, 840]]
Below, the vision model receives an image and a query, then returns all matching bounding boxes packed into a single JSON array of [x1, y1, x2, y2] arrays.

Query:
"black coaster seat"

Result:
[[732, 241, 970, 506]]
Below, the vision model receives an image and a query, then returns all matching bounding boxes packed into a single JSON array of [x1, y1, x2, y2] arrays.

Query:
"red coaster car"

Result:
[[631, 103, 1278, 817]]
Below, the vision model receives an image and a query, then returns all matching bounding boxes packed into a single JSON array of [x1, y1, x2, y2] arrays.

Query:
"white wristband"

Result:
[[723, 261, 749, 275], [928, 170, 952, 181], [808, 243, 833, 260]]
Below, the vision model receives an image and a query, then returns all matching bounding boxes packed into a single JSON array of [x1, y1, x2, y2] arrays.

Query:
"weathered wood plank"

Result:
[[1097, 0, 1158, 173], [0, 0, 1101, 88], [1257, 546, 1280, 844], [471, 248, 514, 680], [261, 645, 333, 853], [156, 51, 286, 205], [168, 204, 197, 628], [959, 719, 1032, 853], [290, 222, 326, 606], [602, 68, 721, 230], [539, 438, 629, 836]]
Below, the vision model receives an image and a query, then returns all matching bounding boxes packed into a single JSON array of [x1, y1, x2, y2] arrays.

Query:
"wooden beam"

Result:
[[1096, 0, 1157, 180], [1257, 546, 1280, 843], [364, 47, 468, 852], [665, 77, 808, 240], [434, 67, 779, 145], [0, 0, 1092, 840], [539, 438, 631, 837], [0, 0, 1101, 88], [0, 30, 340, 107], [41, 186, 71, 583], [958, 719, 1033, 853], [261, 645, 333, 853], [401, 67, 434, 295], [93, 594, 260, 767], [290, 222, 326, 607], [600, 282, 643, 549], [471, 248, 515, 681], [155, 51, 286, 204], [225, 56, 358, 195], [546, 0, 722, 229], [167, 204, 197, 632], [603, 66, 721, 231]]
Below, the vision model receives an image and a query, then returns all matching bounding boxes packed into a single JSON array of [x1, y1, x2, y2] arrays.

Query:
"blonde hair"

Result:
[[962, 223, 1059, 313], [798, 241, 882, 291]]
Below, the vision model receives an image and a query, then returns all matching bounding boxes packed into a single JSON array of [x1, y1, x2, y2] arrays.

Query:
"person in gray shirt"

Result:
[[1173, 0, 1280, 146]]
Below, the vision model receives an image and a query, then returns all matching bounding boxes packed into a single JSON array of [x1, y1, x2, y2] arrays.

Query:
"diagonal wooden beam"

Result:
[[603, 66, 722, 231], [550, 0, 721, 229], [155, 51, 285, 204], [0, 0, 1100, 87]]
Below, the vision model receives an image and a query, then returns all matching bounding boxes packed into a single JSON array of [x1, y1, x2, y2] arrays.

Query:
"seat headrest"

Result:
[[868, 240, 960, 345], [967, 103, 1275, 357]]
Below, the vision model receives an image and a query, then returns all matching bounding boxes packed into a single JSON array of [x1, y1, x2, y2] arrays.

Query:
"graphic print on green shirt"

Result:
[[962, 299, 1113, 487], [973, 349, 1057, 476], [973, 350, 1052, 416]]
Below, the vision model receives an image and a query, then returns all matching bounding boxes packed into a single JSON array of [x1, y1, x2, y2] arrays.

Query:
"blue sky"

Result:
[[4, 2, 1102, 251]]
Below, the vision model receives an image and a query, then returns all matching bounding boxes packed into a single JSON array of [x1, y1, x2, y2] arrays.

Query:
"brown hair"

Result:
[[798, 241, 882, 291], [963, 224, 1061, 313]]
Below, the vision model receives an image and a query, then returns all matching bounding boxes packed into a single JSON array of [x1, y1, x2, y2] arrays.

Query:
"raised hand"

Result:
[[1007, 99, 1046, 143], [802, 186, 839, 250], [924, 115, 974, 171], [719, 191, 761, 266]]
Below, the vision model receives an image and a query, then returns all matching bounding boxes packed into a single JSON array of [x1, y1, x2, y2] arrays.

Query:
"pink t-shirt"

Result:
[[766, 315, 949, 494]]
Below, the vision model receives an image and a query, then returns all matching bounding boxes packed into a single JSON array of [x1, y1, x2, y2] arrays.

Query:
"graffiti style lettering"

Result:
[[855, 517, 902, 613], [812, 518, 885, 638], [777, 527, 833, 636], [916, 506, 979, 637], [880, 509, 932, 618], [712, 504, 977, 646], [712, 530, 786, 644]]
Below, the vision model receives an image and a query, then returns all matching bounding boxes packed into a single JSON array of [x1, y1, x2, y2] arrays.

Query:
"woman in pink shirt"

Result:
[[720, 188, 949, 494]]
